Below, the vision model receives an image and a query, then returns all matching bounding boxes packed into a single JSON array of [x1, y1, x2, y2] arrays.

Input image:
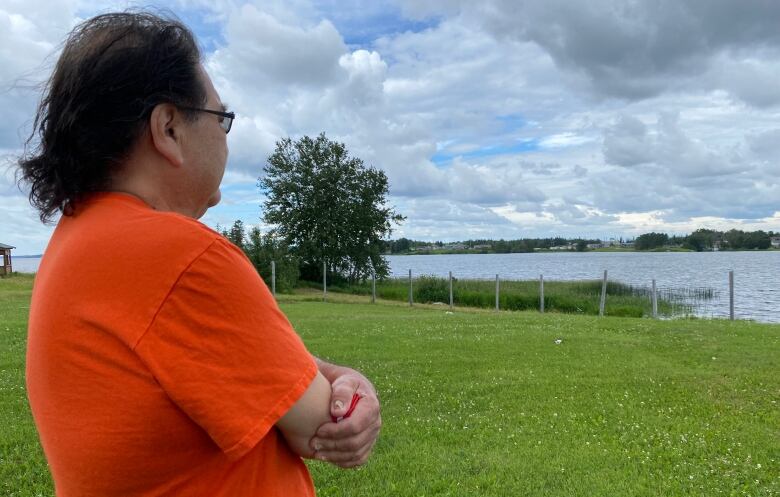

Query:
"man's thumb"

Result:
[[330, 382, 357, 418]]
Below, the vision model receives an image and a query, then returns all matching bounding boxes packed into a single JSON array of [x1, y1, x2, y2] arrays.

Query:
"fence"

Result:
[[268, 261, 742, 321]]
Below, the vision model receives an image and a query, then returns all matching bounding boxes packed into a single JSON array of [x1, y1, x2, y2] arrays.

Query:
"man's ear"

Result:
[[149, 103, 185, 168]]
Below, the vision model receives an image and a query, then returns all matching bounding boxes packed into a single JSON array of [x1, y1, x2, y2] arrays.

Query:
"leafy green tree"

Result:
[[723, 229, 744, 250], [391, 238, 411, 253], [216, 221, 299, 291], [494, 239, 511, 253], [684, 229, 717, 251], [635, 232, 669, 250], [244, 226, 300, 292], [260, 133, 405, 283], [743, 230, 770, 250]]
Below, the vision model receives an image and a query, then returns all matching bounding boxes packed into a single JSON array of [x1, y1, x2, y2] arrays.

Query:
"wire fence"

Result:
[[269, 262, 750, 321]]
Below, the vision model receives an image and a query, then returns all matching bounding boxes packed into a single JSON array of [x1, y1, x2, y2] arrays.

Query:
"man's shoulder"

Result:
[[78, 192, 224, 252], [52, 192, 239, 277]]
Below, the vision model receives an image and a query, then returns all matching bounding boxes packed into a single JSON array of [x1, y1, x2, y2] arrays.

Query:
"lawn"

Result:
[[2, 274, 779, 496]]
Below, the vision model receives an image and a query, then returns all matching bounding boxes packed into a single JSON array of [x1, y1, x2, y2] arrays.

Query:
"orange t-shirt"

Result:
[[26, 192, 318, 497]]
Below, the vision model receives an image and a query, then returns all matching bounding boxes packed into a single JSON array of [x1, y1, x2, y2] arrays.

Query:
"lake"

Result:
[[11, 257, 43, 274], [13, 251, 780, 323], [387, 251, 780, 323]]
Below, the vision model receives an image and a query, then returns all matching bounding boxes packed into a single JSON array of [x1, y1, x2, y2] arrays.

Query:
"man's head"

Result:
[[19, 11, 228, 221]]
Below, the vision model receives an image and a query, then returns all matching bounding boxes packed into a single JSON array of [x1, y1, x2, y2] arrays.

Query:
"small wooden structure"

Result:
[[0, 243, 15, 276]]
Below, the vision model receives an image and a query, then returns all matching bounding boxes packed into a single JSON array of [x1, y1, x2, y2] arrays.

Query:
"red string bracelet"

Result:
[[332, 393, 361, 423]]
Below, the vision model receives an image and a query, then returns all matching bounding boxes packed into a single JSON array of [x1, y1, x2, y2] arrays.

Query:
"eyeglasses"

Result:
[[179, 106, 235, 134]]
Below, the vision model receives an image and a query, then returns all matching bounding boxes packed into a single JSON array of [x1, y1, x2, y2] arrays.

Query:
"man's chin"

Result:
[[195, 191, 221, 219], [207, 190, 222, 208]]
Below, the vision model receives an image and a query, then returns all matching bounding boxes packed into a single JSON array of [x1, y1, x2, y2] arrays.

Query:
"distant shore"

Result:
[[388, 247, 779, 256]]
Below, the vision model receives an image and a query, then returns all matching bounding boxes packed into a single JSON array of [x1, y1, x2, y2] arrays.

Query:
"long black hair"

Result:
[[18, 11, 206, 223]]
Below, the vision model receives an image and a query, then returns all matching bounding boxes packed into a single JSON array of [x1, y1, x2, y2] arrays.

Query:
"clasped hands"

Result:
[[310, 362, 381, 468]]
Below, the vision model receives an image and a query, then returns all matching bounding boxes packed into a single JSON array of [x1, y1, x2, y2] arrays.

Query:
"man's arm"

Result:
[[275, 371, 332, 458], [310, 357, 382, 468]]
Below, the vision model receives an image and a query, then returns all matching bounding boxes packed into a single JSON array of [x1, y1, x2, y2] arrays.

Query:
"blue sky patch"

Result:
[[431, 139, 540, 165], [313, 2, 440, 50], [496, 114, 528, 133], [176, 8, 226, 54]]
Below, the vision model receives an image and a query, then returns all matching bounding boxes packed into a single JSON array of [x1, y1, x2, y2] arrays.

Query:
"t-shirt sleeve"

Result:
[[133, 238, 317, 461]]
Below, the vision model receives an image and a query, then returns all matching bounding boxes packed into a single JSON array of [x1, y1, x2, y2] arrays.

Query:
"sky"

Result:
[[2, 0, 780, 254]]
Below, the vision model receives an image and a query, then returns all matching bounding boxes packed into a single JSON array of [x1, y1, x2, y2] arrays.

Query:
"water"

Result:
[[387, 251, 780, 323], [14, 252, 780, 323], [11, 257, 42, 274]]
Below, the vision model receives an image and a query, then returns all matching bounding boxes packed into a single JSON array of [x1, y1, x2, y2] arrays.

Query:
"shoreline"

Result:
[[388, 247, 780, 255]]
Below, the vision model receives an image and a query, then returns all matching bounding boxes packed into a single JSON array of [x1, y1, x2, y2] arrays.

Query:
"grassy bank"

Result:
[[2, 274, 779, 496], [317, 277, 701, 318]]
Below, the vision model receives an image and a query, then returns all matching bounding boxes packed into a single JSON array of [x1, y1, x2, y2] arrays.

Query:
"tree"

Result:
[[244, 226, 300, 292], [684, 229, 717, 251], [743, 230, 770, 250], [226, 220, 246, 250], [260, 134, 405, 283], [635, 232, 669, 250], [391, 237, 411, 253]]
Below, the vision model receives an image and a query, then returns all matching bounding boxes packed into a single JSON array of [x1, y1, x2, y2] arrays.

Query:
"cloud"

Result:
[[219, 4, 346, 88], [406, 0, 780, 105], [390, 197, 515, 241], [603, 112, 745, 179], [602, 115, 653, 167], [747, 128, 780, 160], [445, 160, 546, 205], [0, 1, 79, 149], [1, 1, 779, 253], [712, 52, 780, 108]]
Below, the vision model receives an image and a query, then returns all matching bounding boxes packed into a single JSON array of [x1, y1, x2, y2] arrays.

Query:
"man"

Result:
[[20, 11, 380, 496]]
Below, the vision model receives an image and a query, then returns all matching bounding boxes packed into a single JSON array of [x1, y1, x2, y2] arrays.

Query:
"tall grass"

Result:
[[324, 276, 704, 318]]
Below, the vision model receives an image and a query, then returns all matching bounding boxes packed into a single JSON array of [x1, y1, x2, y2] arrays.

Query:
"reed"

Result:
[[322, 276, 708, 318]]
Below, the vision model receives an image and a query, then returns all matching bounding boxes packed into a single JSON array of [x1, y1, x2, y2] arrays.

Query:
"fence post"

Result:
[[323, 260, 327, 302], [539, 274, 544, 313], [651, 278, 657, 318], [408, 269, 413, 307], [449, 271, 453, 310], [495, 274, 500, 311], [729, 270, 735, 320], [271, 260, 276, 297], [599, 270, 608, 317], [371, 272, 376, 304]]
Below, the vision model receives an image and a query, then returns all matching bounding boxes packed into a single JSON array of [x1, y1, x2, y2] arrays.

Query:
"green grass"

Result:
[[3, 275, 779, 496], [0, 273, 51, 497], [320, 277, 695, 318]]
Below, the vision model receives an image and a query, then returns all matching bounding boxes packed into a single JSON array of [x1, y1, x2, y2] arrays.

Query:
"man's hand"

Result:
[[311, 358, 381, 468]]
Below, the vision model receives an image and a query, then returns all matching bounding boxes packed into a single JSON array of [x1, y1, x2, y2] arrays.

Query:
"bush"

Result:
[[244, 227, 299, 293], [414, 275, 449, 303]]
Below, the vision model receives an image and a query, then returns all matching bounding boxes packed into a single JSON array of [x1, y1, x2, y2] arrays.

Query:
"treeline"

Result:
[[384, 237, 602, 254], [635, 229, 778, 251], [386, 229, 778, 254]]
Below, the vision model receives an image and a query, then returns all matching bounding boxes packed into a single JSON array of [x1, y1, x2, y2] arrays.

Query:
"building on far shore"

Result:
[[0, 243, 15, 276], [771, 236, 780, 248]]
